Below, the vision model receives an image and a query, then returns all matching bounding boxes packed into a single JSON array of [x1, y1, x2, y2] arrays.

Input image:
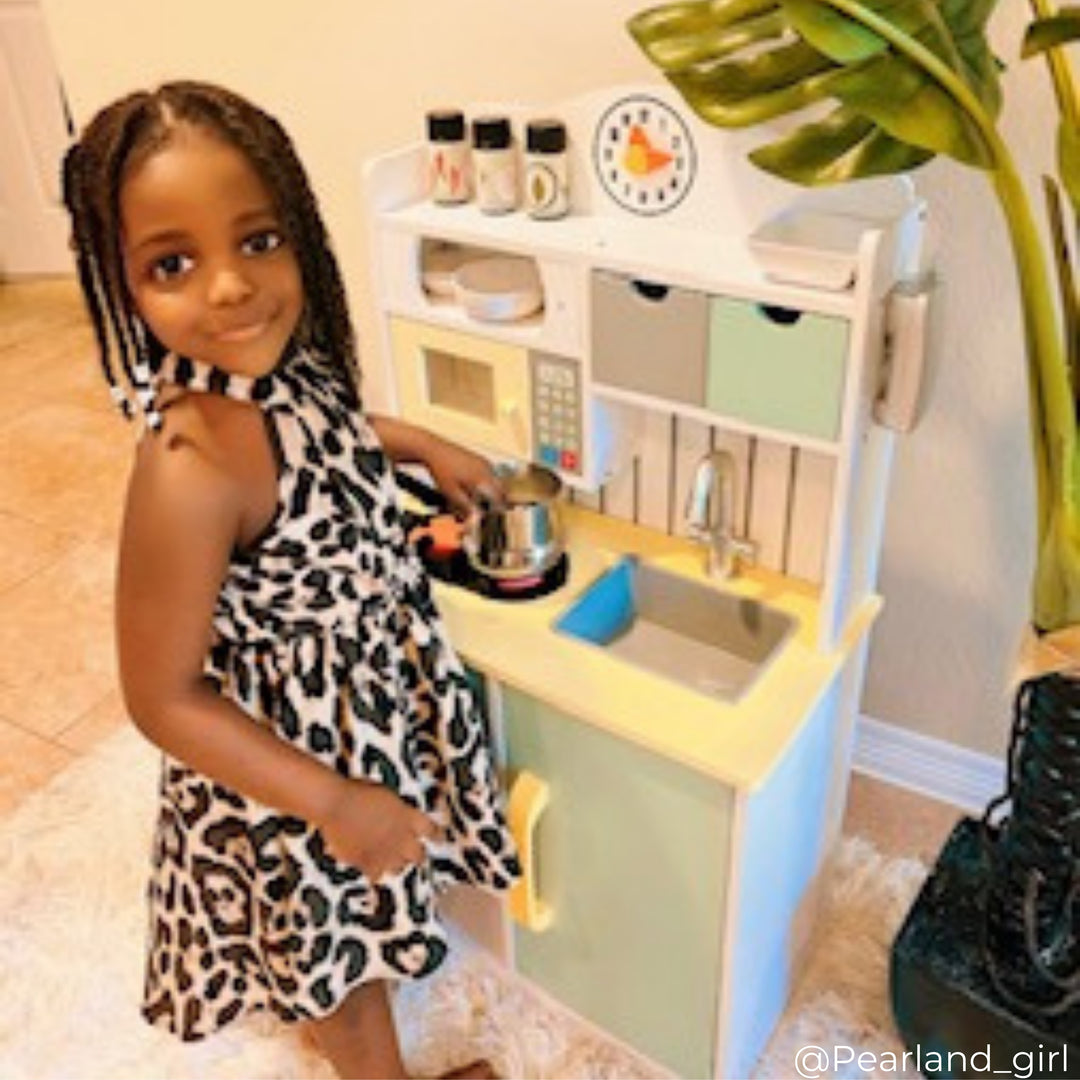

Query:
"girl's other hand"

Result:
[[425, 434, 503, 516], [318, 778, 441, 880]]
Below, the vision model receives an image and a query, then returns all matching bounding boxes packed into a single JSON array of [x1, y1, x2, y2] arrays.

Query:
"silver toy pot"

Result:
[[464, 463, 565, 580]]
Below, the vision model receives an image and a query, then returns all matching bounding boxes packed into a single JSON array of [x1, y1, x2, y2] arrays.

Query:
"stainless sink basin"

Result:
[[554, 556, 795, 702]]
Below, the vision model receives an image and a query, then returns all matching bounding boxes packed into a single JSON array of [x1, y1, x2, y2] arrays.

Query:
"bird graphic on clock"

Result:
[[592, 94, 697, 215]]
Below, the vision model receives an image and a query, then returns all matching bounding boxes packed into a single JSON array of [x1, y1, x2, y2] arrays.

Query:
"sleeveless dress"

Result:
[[141, 345, 520, 1040]]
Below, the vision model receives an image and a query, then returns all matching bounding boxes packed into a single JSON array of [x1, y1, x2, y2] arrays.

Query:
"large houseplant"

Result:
[[629, 0, 1080, 1042]]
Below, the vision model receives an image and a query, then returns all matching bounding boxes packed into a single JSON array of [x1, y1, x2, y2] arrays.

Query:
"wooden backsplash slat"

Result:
[[787, 450, 834, 582], [637, 411, 676, 533], [587, 406, 835, 585], [748, 439, 792, 570], [602, 451, 636, 523]]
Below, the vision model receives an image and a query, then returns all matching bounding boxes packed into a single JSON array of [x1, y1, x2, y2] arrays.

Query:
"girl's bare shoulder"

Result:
[[125, 391, 271, 536]]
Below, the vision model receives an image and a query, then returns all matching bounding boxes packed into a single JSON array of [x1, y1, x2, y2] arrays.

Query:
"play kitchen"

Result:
[[362, 85, 930, 1078]]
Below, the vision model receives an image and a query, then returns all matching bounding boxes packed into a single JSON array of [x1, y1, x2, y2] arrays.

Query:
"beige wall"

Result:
[[40, 0, 1053, 759], [869, 2, 1050, 759]]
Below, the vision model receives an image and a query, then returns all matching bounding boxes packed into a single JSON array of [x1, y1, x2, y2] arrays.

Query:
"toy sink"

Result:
[[554, 556, 795, 703]]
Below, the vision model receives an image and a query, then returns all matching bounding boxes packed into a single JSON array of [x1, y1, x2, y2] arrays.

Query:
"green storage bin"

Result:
[[706, 297, 849, 441]]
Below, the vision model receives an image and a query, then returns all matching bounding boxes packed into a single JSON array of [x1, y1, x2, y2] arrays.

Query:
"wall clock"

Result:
[[592, 94, 697, 215]]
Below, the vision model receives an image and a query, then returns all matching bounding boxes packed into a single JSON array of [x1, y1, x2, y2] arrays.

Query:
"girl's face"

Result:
[[120, 123, 304, 378]]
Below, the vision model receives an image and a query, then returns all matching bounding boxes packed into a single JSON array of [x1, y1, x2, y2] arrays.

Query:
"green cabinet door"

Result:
[[503, 688, 733, 1078]]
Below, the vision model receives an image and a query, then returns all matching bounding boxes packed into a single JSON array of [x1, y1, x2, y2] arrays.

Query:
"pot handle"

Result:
[[393, 468, 450, 513], [506, 769, 554, 933]]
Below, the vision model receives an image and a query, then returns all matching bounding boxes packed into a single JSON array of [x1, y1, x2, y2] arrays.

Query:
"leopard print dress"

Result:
[[141, 346, 520, 1040]]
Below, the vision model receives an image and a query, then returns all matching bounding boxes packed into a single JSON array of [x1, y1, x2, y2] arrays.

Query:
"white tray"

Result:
[[749, 209, 875, 291]]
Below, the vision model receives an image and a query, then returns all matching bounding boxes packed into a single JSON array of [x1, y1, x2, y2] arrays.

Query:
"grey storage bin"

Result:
[[591, 271, 708, 406]]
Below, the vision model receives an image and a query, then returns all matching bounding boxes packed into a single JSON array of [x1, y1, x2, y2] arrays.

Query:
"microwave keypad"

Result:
[[531, 352, 582, 475]]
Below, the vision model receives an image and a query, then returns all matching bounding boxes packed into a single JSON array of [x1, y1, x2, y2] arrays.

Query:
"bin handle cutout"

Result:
[[631, 279, 670, 302], [757, 304, 803, 326], [506, 769, 554, 933]]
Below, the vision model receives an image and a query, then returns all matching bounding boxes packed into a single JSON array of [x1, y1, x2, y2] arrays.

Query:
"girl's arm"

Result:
[[118, 400, 435, 875], [370, 414, 499, 514]]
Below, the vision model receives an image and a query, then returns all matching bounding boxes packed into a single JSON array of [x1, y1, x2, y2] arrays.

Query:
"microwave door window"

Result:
[[425, 348, 496, 422]]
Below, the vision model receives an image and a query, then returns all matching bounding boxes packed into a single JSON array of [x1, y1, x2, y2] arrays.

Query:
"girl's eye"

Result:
[[149, 253, 194, 282], [242, 229, 285, 256]]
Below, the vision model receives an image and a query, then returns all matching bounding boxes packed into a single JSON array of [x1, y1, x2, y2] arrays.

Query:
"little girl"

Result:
[[62, 80, 520, 1079]]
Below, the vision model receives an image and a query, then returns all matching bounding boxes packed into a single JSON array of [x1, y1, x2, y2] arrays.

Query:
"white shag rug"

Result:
[[0, 728, 928, 1079]]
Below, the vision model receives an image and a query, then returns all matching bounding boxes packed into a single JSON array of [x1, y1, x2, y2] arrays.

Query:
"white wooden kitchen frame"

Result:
[[361, 82, 926, 1078]]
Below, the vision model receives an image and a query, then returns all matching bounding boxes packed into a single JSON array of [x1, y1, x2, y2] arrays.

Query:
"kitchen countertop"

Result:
[[433, 504, 879, 792]]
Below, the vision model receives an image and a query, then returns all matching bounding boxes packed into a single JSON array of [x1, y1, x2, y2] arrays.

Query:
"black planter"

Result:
[[983, 674, 1080, 1013], [891, 673, 1080, 1077], [892, 818, 1079, 1078]]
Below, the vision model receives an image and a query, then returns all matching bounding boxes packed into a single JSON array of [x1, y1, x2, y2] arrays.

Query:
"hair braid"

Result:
[[62, 145, 129, 416], [62, 88, 171, 424]]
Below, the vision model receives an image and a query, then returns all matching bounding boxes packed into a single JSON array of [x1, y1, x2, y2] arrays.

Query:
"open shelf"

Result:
[[381, 199, 861, 319]]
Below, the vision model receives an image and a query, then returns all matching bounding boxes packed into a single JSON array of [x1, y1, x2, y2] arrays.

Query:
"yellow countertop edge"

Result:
[[434, 505, 880, 793]]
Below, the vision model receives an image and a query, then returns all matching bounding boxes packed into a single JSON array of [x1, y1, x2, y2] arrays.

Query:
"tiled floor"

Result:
[[0, 276, 965, 859], [0, 276, 133, 814]]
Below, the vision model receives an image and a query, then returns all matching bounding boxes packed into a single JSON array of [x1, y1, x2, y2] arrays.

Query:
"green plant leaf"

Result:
[[665, 42, 842, 126], [629, 0, 785, 68], [1033, 500, 1080, 631], [749, 107, 934, 183], [940, 0, 1002, 116], [1021, 7, 1080, 173], [782, 0, 962, 70], [829, 53, 992, 165], [1042, 175, 1080, 406], [626, 4, 786, 69], [784, 0, 1001, 114], [777, 0, 886, 61], [679, 37, 837, 98], [628, 0, 1003, 183], [1023, 9, 1080, 57], [1060, 120, 1080, 214]]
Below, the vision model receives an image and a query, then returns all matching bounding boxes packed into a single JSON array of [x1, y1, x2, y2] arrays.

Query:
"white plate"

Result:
[[455, 257, 544, 322], [749, 209, 876, 291]]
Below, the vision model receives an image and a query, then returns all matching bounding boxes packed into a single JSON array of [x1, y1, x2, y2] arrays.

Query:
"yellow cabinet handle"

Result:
[[506, 770, 554, 933]]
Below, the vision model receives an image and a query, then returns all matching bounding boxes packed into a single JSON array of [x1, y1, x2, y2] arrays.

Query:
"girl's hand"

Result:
[[424, 434, 502, 516], [318, 778, 441, 880]]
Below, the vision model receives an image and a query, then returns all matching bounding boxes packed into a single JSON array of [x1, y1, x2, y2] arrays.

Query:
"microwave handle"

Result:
[[500, 397, 529, 448]]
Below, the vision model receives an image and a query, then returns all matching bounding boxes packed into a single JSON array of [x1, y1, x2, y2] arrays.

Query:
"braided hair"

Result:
[[61, 80, 360, 427]]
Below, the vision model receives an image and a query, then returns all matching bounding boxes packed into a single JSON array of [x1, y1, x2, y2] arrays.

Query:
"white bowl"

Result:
[[454, 257, 544, 322]]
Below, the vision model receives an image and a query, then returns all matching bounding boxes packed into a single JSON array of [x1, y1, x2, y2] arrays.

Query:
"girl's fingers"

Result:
[[372, 838, 428, 881]]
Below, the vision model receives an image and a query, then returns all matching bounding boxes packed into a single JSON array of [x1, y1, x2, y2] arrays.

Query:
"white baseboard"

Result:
[[854, 714, 1006, 816]]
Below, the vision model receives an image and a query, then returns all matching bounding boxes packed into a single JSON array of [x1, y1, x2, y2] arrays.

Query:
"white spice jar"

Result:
[[471, 116, 517, 214], [426, 109, 470, 205], [524, 119, 569, 220]]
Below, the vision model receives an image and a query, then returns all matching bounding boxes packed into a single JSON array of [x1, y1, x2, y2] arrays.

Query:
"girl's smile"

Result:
[[120, 124, 304, 377]]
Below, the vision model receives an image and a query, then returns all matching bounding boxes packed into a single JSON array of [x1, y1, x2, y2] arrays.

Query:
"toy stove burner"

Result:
[[402, 509, 569, 601]]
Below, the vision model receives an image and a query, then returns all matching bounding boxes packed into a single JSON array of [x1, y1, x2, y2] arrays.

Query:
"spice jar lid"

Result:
[[427, 110, 466, 142], [526, 119, 567, 154], [472, 116, 512, 150]]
